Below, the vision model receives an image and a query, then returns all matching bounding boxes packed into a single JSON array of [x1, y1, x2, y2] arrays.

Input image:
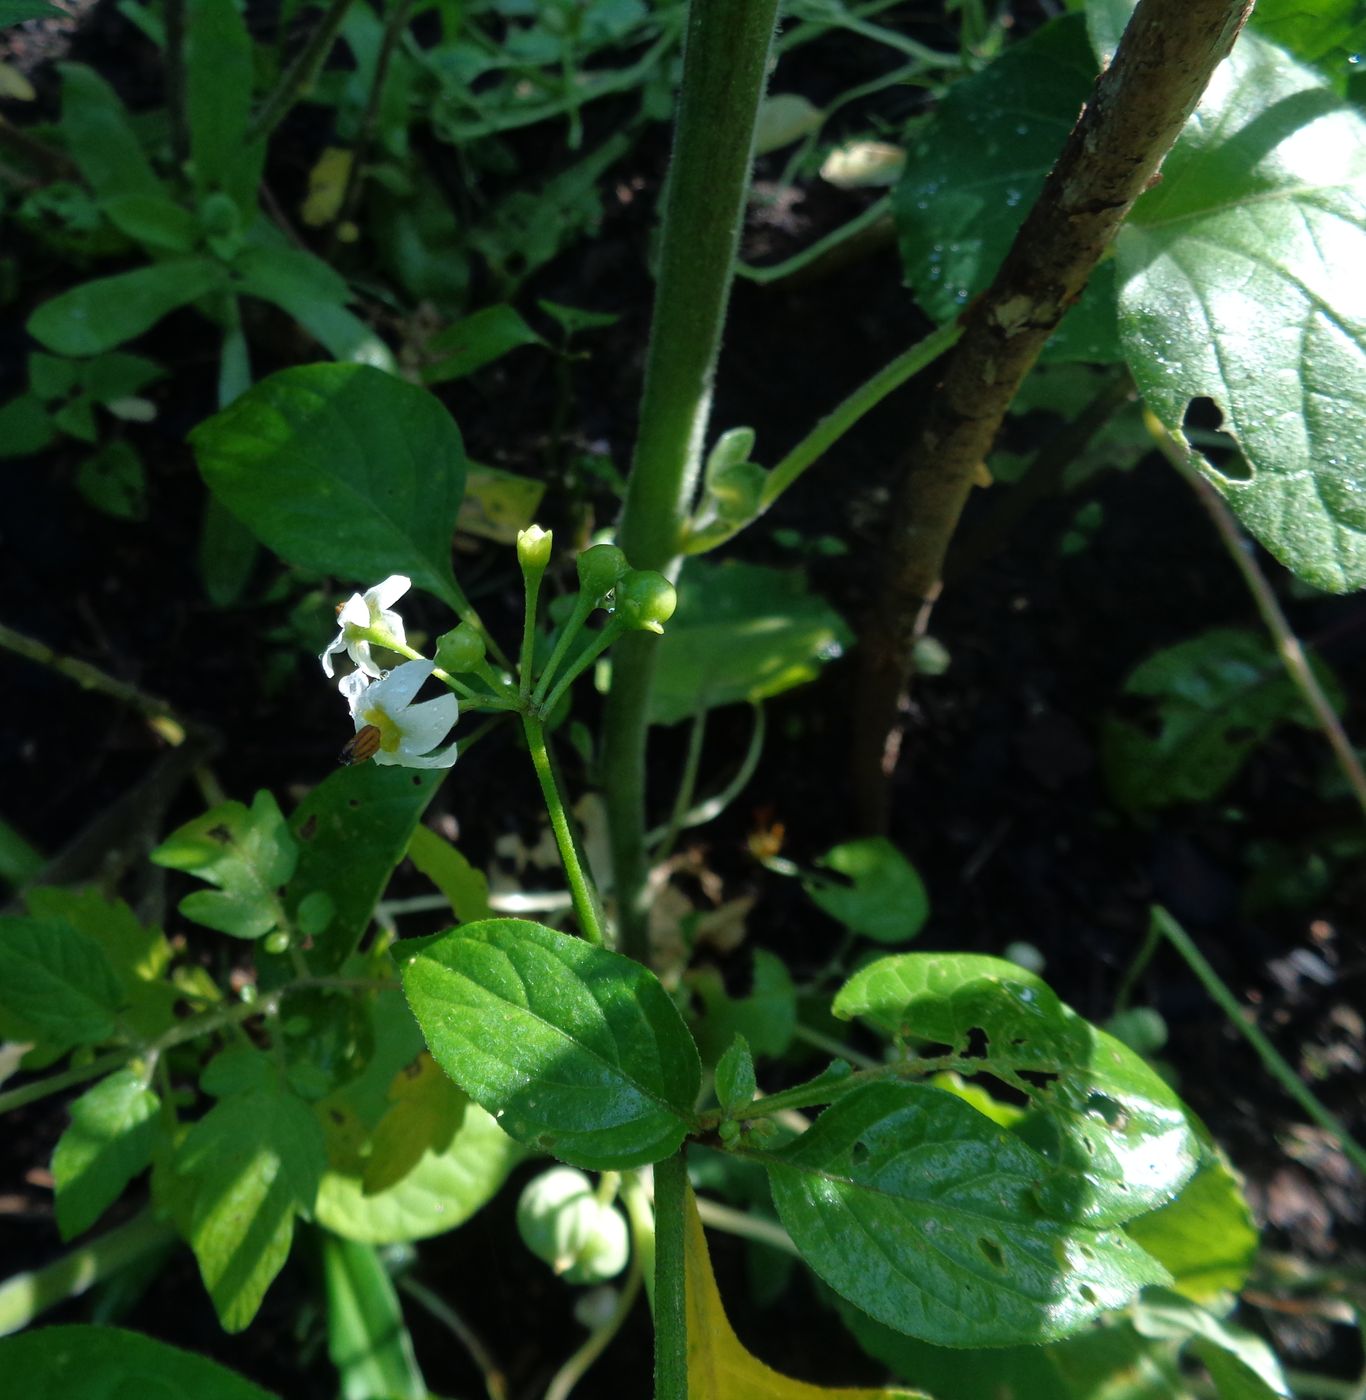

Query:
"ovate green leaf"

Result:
[[833, 954, 1199, 1223], [402, 919, 701, 1169], [58, 64, 162, 202], [0, 1325, 277, 1399], [186, 0, 263, 216], [421, 303, 546, 383], [0, 915, 123, 1048], [191, 363, 469, 612], [1117, 29, 1366, 591], [768, 1082, 1169, 1347], [52, 1069, 161, 1239]]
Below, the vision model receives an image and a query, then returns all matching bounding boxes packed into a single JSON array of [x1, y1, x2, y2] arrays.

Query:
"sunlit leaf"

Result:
[[804, 838, 929, 944], [403, 918, 700, 1170]]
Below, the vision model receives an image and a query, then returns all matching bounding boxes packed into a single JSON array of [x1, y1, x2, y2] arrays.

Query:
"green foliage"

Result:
[[1114, 27, 1366, 592], [0, 1326, 277, 1398], [647, 560, 852, 725], [715, 1034, 757, 1115], [322, 1236, 427, 1400], [0, 914, 124, 1051], [191, 363, 470, 613], [151, 791, 297, 940], [52, 1070, 160, 1240], [690, 948, 798, 1064], [804, 837, 929, 944], [1101, 628, 1342, 814], [766, 1080, 1170, 1348], [421, 302, 547, 383], [402, 918, 701, 1169]]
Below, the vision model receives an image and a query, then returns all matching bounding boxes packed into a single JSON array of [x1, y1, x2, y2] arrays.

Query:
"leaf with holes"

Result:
[[401, 919, 700, 1170], [833, 954, 1199, 1224], [1115, 27, 1366, 591], [765, 1081, 1170, 1348], [1101, 628, 1342, 814], [804, 837, 929, 944]]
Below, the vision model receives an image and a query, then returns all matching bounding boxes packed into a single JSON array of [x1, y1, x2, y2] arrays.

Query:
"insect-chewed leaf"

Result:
[[401, 919, 701, 1170], [833, 953, 1199, 1224], [766, 1081, 1170, 1349]]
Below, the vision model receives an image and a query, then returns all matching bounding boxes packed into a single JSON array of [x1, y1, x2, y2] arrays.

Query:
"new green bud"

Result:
[[263, 929, 291, 955], [435, 623, 487, 674], [517, 523, 554, 572], [576, 543, 629, 602], [613, 570, 676, 635]]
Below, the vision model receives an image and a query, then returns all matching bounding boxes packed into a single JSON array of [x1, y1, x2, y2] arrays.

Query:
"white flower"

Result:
[[320, 575, 411, 679], [339, 660, 459, 769]]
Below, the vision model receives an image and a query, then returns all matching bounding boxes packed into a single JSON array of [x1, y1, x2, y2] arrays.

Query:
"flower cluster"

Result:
[[320, 576, 458, 769]]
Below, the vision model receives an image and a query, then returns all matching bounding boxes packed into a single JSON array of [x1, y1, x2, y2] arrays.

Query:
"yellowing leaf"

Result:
[[683, 1184, 926, 1399], [0, 63, 36, 101], [301, 146, 353, 227], [362, 1050, 467, 1195]]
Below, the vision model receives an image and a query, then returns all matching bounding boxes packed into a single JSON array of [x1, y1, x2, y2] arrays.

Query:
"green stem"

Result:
[[0, 1049, 131, 1117], [761, 320, 963, 512], [398, 1277, 507, 1400], [249, 0, 356, 141], [539, 619, 626, 719], [602, 0, 780, 966], [655, 707, 707, 861], [734, 194, 893, 286], [621, 1169, 658, 1312], [519, 574, 546, 708], [532, 594, 598, 708], [0, 1212, 176, 1336], [522, 714, 605, 946], [652, 1153, 689, 1400], [1151, 907, 1366, 1178], [543, 1249, 643, 1400]]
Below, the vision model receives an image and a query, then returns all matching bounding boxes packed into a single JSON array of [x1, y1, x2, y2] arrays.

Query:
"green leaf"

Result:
[[715, 1034, 757, 1115], [892, 16, 1118, 362], [102, 193, 200, 254], [313, 987, 524, 1243], [58, 64, 163, 202], [190, 362, 469, 613], [0, 1325, 277, 1399], [1126, 1155, 1259, 1303], [402, 918, 701, 1170], [24, 888, 178, 1041], [833, 953, 1200, 1223], [0, 915, 124, 1049], [1251, 0, 1366, 86], [77, 440, 148, 521], [151, 791, 297, 939], [287, 764, 447, 972], [0, 394, 58, 458], [27, 258, 227, 356], [186, 0, 263, 217], [406, 825, 493, 923], [646, 560, 852, 726], [690, 949, 797, 1064], [1134, 1289, 1291, 1398], [536, 299, 619, 337], [766, 1081, 1170, 1348], [804, 837, 929, 944], [175, 1076, 327, 1331], [838, 1299, 1182, 1400], [421, 303, 546, 383], [233, 246, 395, 370], [323, 1235, 427, 1400], [1116, 29, 1366, 591], [361, 1050, 468, 1195], [52, 1069, 161, 1240], [1, 0, 63, 22], [1101, 628, 1342, 814]]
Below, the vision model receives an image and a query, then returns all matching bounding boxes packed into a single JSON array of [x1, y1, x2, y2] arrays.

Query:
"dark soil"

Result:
[[3, 2, 1364, 1395]]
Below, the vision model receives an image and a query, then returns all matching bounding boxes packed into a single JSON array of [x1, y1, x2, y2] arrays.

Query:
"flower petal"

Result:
[[368, 658, 434, 711], [377, 740, 458, 769], [320, 632, 347, 678], [338, 593, 370, 628], [395, 694, 458, 755], [370, 575, 412, 610], [351, 639, 382, 678], [338, 670, 372, 715]]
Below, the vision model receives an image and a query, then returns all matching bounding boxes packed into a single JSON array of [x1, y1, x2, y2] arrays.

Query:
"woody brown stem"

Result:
[[852, 0, 1254, 832]]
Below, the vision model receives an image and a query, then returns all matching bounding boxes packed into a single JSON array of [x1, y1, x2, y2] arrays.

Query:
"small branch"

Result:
[[398, 1277, 507, 1400], [249, 0, 356, 142], [852, 0, 1255, 830], [542, 1251, 643, 1400], [1152, 907, 1366, 1180], [1147, 415, 1366, 822]]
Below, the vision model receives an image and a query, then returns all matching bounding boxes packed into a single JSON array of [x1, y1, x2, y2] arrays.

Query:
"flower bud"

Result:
[[435, 623, 487, 674], [576, 543, 629, 602], [516, 1167, 629, 1284], [613, 570, 676, 635], [517, 523, 554, 573]]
